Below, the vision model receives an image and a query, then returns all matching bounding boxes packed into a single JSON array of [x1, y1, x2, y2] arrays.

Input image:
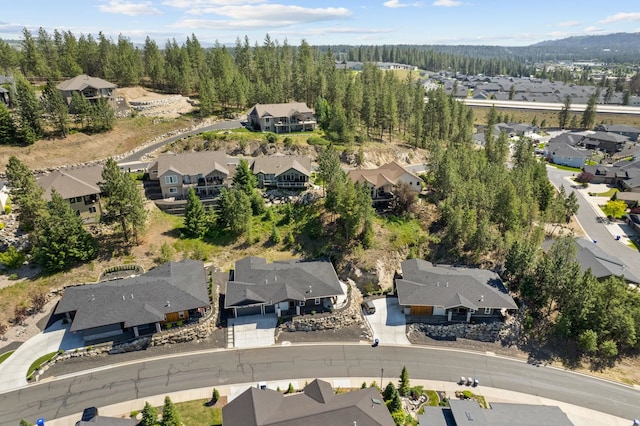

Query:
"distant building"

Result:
[[56, 74, 117, 111], [247, 102, 316, 133]]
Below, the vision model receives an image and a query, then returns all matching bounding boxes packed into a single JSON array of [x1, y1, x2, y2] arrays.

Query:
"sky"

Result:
[[1, 0, 639, 47]]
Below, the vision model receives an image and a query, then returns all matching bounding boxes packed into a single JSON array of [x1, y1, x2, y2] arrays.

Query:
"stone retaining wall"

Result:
[[408, 321, 507, 343]]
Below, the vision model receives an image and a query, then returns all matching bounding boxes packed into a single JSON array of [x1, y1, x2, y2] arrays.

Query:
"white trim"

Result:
[[484, 307, 492, 315], [314, 298, 321, 305]]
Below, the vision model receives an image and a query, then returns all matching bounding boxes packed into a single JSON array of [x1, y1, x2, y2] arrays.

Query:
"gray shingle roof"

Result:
[[584, 131, 629, 143], [396, 259, 517, 310], [419, 399, 574, 426], [37, 164, 104, 200], [251, 155, 311, 177], [248, 102, 313, 118], [225, 257, 344, 308], [154, 150, 229, 177], [55, 260, 209, 331], [574, 238, 640, 284], [56, 74, 116, 91], [222, 379, 395, 426], [548, 143, 589, 159]]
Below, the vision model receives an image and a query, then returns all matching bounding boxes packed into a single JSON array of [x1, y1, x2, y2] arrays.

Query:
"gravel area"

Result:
[[408, 331, 529, 360], [276, 324, 369, 344]]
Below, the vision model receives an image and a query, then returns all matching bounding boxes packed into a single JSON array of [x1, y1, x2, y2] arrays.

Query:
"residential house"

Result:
[[581, 164, 617, 184], [595, 124, 640, 142], [627, 213, 640, 233], [223, 379, 395, 426], [224, 256, 344, 318], [395, 259, 518, 322], [36, 164, 104, 223], [251, 155, 311, 189], [546, 142, 589, 169], [583, 157, 640, 189], [617, 191, 640, 207], [0, 75, 13, 106], [347, 161, 422, 201], [247, 102, 316, 133], [494, 122, 539, 137], [54, 260, 210, 343], [581, 131, 629, 154], [56, 74, 117, 110], [419, 399, 573, 426], [573, 238, 640, 285], [0, 180, 9, 213], [148, 150, 229, 199]]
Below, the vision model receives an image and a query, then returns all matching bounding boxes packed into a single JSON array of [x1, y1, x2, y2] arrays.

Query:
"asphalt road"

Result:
[[117, 119, 243, 164], [1, 345, 639, 424], [457, 99, 640, 115], [546, 166, 640, 280]]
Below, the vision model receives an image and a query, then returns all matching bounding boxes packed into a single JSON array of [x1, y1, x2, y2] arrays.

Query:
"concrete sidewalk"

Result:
[[0, 320, 83, 392], [44, 376, 634, 426]]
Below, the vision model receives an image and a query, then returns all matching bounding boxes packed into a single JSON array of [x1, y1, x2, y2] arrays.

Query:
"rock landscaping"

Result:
[[408, 321, 508, 343]]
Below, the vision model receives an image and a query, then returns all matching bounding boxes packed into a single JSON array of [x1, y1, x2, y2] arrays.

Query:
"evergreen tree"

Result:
[[99, 158, 147, 244], [14, 74, 43, 144], [160, 396, 181, 426], [198, 78, 217, 116], [581, 91, 598, 130], [317, 145, 342, 199], [140, 402, 158, 426], [143, 36, 165, 89], [558, 95, 571, 129], [184, 188, 207, 238], [88, 98, 115, 132], [0, 103, 18, 145], [5, 156, 47, 231], [33, 190, 98, 272], [41, 79, 69, 137], [398, 366, 410, 397], [70, 92, 91, 129], [232, 159, 256, 196], [382, 382, 396, 401], [218, 187, 251, 235]]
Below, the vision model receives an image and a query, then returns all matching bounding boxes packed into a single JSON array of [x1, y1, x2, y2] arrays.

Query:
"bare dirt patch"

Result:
[[119, 87, 195, 119]]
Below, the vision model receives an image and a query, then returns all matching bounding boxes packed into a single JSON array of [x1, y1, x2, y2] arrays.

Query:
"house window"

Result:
[[76, 196, 83, 202], [314, 298, 321, 305], [89, 206, 97, 213], [165, 175, 178, 184], [484, 308, 492, 315], [178, 311, 185, 319], [168, 187, 177, 194], [300, 300, 306, 306]]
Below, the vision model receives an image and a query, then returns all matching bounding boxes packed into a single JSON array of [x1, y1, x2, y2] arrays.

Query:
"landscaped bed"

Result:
[[26, 351, 59, 379], [0, 350, 15, 365]]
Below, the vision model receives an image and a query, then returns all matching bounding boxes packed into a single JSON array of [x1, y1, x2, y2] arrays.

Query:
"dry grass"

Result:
[[472, 107, 640, 128]]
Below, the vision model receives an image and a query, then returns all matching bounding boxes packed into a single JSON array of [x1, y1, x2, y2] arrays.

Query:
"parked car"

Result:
[[362, 300, 376, 314]]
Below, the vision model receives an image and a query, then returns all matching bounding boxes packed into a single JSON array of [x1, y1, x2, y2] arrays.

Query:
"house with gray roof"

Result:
[[54, 260, 210, 342], [251, 154, 311, 189], [546, 142, 589, 169], [148, 150, 230, 199], [224, 256, 344, 317], [574, 238, 640, 285], [247, 102, 316, 133], [419, 399, 573, 426], [36, 164, 104, 223], [395, 259, 517, 322], [581, 131, 629, 154], [223, 379, 395, 426], [595, 124, 640, 142], [56, 74, 117, 110]]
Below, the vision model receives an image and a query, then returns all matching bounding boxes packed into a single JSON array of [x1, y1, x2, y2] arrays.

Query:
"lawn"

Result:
[[592, 188, 619, 197], [548, 164, 583, 172], [26, 351, 59, 378], [174, 399, 222, 426], [0, 350, 14, 365]]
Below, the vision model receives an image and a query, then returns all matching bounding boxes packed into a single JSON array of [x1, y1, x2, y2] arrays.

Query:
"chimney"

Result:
[[480, 295, 484, 302]]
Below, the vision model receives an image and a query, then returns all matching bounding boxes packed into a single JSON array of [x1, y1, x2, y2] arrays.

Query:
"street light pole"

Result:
[[381, 368, 384, 387]]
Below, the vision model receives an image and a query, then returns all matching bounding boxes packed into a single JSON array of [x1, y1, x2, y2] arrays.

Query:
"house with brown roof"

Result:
[[148, 150, 230, 199], [581, 131, 629, 154], [222, 379, 395, 426], [395, 259, 517, 322], [36, 164, 104, 223], [251, 155, 311, 189], [247, 102, 316, 133], [56, 74, 117, 110], [347, 161, 422, 201], [224, 256, 344, 318], [54, 260, 210, 343]]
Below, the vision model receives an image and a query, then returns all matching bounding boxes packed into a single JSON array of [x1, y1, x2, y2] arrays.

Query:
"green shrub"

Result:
[[307, 136, 328, 146], [0, 246, 27, 270], [130, 410, 139, 418], [287, 383, 295, 394], [0, 223, 4, 230], [8, 273, 18, 280], [212, 388, 220, 403], [165, 323, 173, 330], [265, 132, 277, 143], [176, 320, 183, 327], [4, 205, 11, 214], [283, 136, 294, 148]]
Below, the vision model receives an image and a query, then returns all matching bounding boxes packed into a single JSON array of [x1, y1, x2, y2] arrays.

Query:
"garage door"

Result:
[[410, 305, 433, 316], [237, 306, 262, 316]]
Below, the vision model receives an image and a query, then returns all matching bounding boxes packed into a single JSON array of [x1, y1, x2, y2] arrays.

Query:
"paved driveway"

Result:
[[228, 314, 277, 349], [0, 320, 84, 392], [363, 297, 410, 346]]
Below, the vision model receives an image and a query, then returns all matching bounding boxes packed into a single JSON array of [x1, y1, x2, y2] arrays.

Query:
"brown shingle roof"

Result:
[[251, 155, 311, 177], [37, 164, 104, 200], [248, 102, 313, 118], [154, 150, 229, 177], [347, 161, 419, 187]]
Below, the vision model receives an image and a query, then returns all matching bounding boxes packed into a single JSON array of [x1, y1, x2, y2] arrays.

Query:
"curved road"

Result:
[[118, 119, 243, 165], [546, 166, 640, 280], [1, 345, 639, 424], [458, 99, 640, 115]]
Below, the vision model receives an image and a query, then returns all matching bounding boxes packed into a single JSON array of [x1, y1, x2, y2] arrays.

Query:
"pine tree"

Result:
[[14, 74, 43, 143], [399, 366, 410, 397], [140, 402, 158, 426], [160, 396, 181, 426], [232, 159, 256, 196], [198, 78, 217, 117], [184, 188, 207, 238], [99, 158, 147, 244], [581, 91, 598, 130], [33, 190, 98, 272], [218, 187, 251, 235], [0, 103, 18, 145], [558, 95, 571, 129], [5, 156, 47, 231], [41, 79, 69, 137]]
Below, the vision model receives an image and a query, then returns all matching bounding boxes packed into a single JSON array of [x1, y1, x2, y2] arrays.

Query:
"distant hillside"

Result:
[[531, 32, 640, 50]]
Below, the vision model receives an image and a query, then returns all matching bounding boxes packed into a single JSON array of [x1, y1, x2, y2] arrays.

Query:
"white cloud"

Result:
[[0, 22, 24, 33], [163, 0, 265, 8], [383, 0, 422, 7], [179, 4, 351, 22], [556, 20, 580, 28], [601, 12, 640, 24], [278, 27, 393, 36], [432, 0, 462, 7], [98, 0, 163, 16], [584, 26, 605, 33]]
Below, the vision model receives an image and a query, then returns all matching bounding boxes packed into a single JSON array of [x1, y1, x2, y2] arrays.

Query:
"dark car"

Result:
[[80, 407, 98, 422], [362, 300, 376, 314]]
